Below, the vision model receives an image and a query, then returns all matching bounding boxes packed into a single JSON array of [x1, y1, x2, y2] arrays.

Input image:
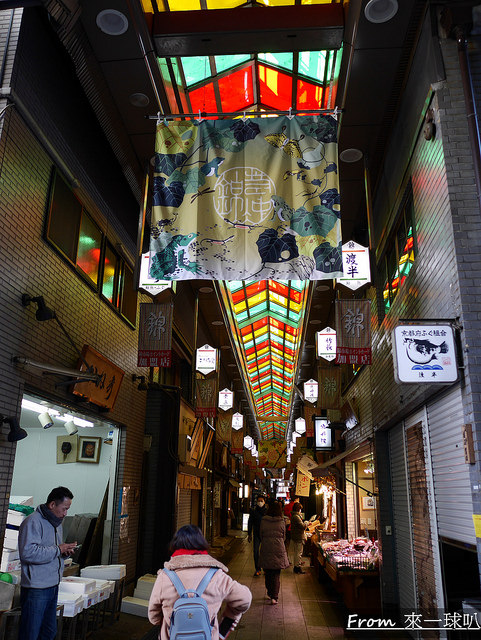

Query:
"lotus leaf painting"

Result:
[[149, 116, 342, 281]]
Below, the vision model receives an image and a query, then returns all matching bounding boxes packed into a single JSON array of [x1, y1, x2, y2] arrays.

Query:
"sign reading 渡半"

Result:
[[393, 324, 458, 383], [337, 241, 371, 290]]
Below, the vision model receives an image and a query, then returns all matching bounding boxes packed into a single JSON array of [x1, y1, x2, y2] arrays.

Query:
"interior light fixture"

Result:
[[21, 294, 55, 321], [96, 9, 129, 36], [129, 93, 150, 108], [21, 398, 49, 413], [1, 415, 28, 442], [364, 0, 398, 24], [72, 417, 94, 428], [339, 148, 363, 163], [38, 412, 54, 429], [64, 420, 78, 436], [199, 287, 213, 294]]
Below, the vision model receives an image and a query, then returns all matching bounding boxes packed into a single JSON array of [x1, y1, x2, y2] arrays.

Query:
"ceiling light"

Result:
[[129, 93, 150, 108], [38, 412, 54, 429], [22, 398, 49, 414], [73, 417, 94, 428], [64, 421, 78, 436], [309, 319, 322, 325], [96, 9, 129, 36], [212, 320, 223, 326], [364, 0, 398, 24], [340, 148, 363, 163], [315, 284, 330, 292], [199, 286, 213, 293]]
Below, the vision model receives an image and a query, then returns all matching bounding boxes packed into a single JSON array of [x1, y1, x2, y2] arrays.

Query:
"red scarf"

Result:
[[172, 549, 209, 557]]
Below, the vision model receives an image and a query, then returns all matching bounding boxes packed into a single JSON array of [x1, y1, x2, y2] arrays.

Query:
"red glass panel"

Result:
[[258, 64, 292, 110], [296, 79, 324, 110], [189, 82, 217, 116], [218, 66, 254, 112]]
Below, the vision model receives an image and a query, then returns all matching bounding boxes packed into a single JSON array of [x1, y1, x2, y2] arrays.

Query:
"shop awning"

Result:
[[311, 442, 366, 474], [229, 478, 241, 488]]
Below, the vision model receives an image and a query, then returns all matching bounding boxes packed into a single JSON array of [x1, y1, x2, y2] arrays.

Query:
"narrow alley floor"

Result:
[[89, 531, 413, 640]]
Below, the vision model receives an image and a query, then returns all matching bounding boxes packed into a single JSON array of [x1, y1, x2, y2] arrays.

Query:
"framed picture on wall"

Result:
[[362, 496, 376, 510], [77, 436, 101, 463]]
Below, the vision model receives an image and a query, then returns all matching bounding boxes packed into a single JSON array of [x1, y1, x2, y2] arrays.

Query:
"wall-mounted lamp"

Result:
[[132, 374, 148, 391], [38, 412, 54, 429], [1, 415, 28, 442], [64, 420, 78, 436], [21, 294, 55, 321]]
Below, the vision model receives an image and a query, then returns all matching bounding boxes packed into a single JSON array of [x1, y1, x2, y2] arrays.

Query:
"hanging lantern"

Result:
[[218, 388, 234, 411], [303, 379, 318, 404], [316, 327, 337, 362], [232, 412, 244, 431], [244, 435, 254, 449], [337, 240, 371, 291], [295, 417, 306, 435], [196, 344, 218, 375]]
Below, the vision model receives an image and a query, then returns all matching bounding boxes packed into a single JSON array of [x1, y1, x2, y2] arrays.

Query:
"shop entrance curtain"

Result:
[[150, 115, 342, 281]]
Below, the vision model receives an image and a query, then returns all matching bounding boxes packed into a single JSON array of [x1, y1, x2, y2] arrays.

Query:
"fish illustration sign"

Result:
[[393, 324, 458, 383]]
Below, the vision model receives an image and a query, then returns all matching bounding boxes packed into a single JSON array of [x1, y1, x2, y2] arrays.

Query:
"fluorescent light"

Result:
[[73, 417, 94, 428], [21, 399, 48, 413]]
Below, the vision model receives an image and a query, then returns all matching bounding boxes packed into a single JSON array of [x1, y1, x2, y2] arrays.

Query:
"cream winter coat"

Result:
[[148, 554, 252, 640]]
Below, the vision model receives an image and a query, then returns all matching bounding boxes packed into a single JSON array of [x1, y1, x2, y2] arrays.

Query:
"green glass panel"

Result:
[[77, 212, 101, 286], [258, 52, 293, 72], [181, 56, 211, 86], [170, 58, 183, 86], [215, 54, 251, 74], [298, 51, 330, 82]]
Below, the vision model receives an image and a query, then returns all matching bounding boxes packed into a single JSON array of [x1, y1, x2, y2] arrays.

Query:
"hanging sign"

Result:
[[244, 435, 254, 449], [337, 241, 371, 290], [303, 379, 318, 404], [218, 388, 234, 411], [231, 428, 244, 454], [232, 412, 244, 431], [196, 345, 218, 375], [304, 404, 316, 438], [316, 327, 337, 362], [138, 252, 176, 296], [314, 417, 333, 451], [195, 378, 217, 418], [318, 366, 341, 409], [335, 299, 372, 365], [295, 471, 311, 497], [216, 411, 232, 444], [138, 302, 173, 367], [295, 417, 306, 435], [393, 324, 458, 383], [73, 345, 124, 410]]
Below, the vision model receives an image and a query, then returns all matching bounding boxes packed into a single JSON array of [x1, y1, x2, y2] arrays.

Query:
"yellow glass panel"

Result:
[[253, 326, 268, 339], [234, 300, 247, 314], [206, 0, 245, 7], [256, 0, 295, 5], [169, 0, 201, 9]]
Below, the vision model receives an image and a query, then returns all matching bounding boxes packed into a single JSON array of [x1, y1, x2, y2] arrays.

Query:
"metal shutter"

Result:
[[426, 386, 476, 545], [176, 488, 192, 530], [389, 424, 417, 612]]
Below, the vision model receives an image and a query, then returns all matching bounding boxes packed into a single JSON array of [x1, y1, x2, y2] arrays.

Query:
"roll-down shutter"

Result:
[[427, 386, 476, 545], [176, 488, 192, 530], [389, 424, 417, 612]]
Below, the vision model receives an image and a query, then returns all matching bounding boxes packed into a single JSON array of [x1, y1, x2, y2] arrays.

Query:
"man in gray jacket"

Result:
[[18, 486, 77, 640]]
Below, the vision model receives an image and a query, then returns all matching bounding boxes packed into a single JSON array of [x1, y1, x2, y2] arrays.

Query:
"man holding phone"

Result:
[[18, 486, 77, 640]]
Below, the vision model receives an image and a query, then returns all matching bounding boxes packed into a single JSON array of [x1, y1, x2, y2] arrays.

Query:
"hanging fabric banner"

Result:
[[318, 366, 342, 409], [150, 116, 341, 281], [335, 299, 372, 365], [258, 440, 287, 469], [216, 411, 232, 444], [195, 378, 217, 418], [231, 428, 244, 454], [137, 303, 173, 367], [304, 404, 317, 438]]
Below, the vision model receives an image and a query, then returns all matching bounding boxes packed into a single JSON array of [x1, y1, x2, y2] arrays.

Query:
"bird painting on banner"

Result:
[[149, 115, 342, 282]]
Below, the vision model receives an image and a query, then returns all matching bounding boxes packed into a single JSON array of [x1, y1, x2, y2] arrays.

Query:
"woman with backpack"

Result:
[[258, 501, 289, 605], [148, 525, 252, 640]]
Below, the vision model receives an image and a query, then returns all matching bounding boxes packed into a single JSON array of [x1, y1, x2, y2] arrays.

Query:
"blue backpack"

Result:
[[163, 567, 218, 640]]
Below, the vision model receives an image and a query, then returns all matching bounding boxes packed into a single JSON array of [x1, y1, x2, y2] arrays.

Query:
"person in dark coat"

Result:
[[259, 501, 289, 605], [290, 501, 308, 573], [247, 495, 267, 576]]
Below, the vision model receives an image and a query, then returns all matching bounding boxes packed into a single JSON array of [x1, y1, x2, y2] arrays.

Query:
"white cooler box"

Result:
[[134, 574, 156, 600], [7, 510, 28, 527], [57, 592, 84, 618], [9, 496, 33, 506], [92, 579, 113, 602], [60, 577, 96, 595], [120, 596, 149, 618], [1, 548, 20, 572], [3, 528, 19, 550], [82, 588, 100, 609], [81, 564, 126, 580]]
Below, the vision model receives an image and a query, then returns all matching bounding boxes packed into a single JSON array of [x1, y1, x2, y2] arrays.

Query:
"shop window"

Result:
[[45, 168, 137, 327], [379, 182, 417, 319]]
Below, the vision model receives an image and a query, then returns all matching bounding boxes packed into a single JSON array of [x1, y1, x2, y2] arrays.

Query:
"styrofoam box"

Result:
[[81, 564, 126, 580], [2, 549, 19, 563], [92, 579, 112, 601], [82, 588, 99, 609], [120, 596, 149, 618], [133, 574, 156, 600], [60, 577, 96, 594], [0, 558, 21, 573], [3, 529, 18, 551], [9, 496, 33, 506], [57, 593, 84, 618], [7, 510, 27, 527]]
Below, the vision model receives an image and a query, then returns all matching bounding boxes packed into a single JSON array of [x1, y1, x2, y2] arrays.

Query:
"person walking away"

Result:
[[290, 502, 308, 574], [148, 524, 252, 639], [247, 495, 267, 576], [283, 496, 299, 557], [18, 486, 78, 640], [259, 501, 289, 605]]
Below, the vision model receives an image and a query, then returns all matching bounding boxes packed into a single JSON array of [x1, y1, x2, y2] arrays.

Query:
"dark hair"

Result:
[[169, 525, 209, 554], [267, 501, 282, 517], [292, 502, 303, 513], [47, 486, 73, 505]]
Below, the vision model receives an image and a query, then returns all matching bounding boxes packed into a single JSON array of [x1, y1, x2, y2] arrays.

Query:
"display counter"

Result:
[[310, 533, 381, 614]]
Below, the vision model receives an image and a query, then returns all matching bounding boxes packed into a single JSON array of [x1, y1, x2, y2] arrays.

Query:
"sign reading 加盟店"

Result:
[[393, 324, 458, 383]]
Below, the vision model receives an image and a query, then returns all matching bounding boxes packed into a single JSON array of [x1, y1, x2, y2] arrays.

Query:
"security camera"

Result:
[[38, 412, 54, 429], [64, 420, 78, 436]]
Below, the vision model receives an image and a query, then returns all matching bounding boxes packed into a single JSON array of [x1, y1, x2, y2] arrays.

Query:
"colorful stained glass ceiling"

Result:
[[221, 280, 308, 440]]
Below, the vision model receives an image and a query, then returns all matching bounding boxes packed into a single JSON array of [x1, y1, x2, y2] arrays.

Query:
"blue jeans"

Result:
[[20, 585, 59, 640]]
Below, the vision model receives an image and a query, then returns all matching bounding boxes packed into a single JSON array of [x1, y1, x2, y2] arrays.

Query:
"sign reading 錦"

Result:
[[335, 299, 372, 365], [138, 302, 173, 367], [393, 324, 458, 383], [337, 241, 371, 290]]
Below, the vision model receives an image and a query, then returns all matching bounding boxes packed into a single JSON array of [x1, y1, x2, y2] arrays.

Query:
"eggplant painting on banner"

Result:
[[149, 115, 341, 281]]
